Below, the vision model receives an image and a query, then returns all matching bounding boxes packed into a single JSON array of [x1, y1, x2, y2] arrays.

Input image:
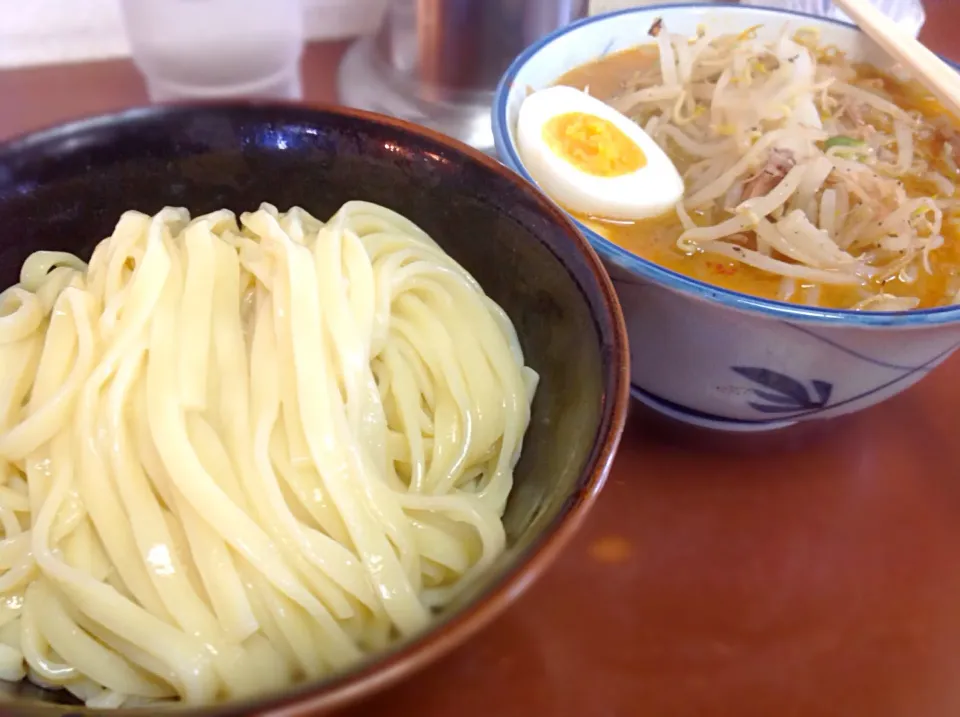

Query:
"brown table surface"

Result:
[[4, 4, 960, 715]]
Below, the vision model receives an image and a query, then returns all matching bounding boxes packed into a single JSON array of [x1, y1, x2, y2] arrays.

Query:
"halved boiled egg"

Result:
[[517, 85, 684, 221]]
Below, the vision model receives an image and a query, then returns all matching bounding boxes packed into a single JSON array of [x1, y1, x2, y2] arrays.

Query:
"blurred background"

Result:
[[0, 0, 660, 69], [0, 0, 934, 153], [0, 0, 383, 68], [0, 0, 683, 154]]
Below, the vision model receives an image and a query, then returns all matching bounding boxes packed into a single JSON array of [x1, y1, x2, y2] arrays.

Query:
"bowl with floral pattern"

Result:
[[493, 3, 960, 431]]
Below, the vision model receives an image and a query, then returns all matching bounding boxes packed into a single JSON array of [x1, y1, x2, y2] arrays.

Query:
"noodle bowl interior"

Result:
[[0, 201, 537, 707], [550, 23, 960, 311]]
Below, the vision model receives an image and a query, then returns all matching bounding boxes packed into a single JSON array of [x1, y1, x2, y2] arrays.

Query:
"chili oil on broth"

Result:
[[553, 44, 960, 310]]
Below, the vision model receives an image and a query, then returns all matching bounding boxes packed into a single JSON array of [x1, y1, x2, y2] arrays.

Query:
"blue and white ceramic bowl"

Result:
[[493, 2, 960, 432]]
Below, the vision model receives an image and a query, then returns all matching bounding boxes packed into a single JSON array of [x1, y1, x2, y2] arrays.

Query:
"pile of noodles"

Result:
[[610, 22, 960, 310], [0, 202, 537, 707]]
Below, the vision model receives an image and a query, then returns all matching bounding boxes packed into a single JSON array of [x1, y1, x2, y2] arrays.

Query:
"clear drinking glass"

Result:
[[738, 0, 925, 38], [120, 0, 305, 102]]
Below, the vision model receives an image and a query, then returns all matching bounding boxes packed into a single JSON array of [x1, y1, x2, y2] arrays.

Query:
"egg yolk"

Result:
[[542, 112, 646, 177]]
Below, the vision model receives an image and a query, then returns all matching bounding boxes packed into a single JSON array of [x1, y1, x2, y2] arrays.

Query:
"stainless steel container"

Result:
[[338, 0, 589, 154]]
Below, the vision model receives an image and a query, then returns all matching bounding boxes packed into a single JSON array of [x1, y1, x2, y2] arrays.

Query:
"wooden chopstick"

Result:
[[832, 0, 960, 120]]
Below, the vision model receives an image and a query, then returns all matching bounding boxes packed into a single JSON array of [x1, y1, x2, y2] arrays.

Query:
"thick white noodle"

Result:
[[0, 202, 537, 707]]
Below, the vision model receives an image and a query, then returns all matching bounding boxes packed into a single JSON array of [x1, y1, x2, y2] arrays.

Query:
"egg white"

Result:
[[516, 85, 685, 221]]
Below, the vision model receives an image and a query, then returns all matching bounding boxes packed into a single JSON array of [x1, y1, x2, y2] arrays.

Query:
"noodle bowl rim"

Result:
[[493, 2, 960, 327]]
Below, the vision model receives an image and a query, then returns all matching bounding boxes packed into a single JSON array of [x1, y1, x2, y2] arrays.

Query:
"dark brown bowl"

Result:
[[0, 103, 629, 716]]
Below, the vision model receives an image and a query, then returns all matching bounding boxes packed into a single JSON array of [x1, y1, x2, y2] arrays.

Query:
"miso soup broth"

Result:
[[547, 26, 960, 311]]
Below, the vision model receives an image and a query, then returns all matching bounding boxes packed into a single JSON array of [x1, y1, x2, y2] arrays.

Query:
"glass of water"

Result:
[[120, 0, 304, 102]]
